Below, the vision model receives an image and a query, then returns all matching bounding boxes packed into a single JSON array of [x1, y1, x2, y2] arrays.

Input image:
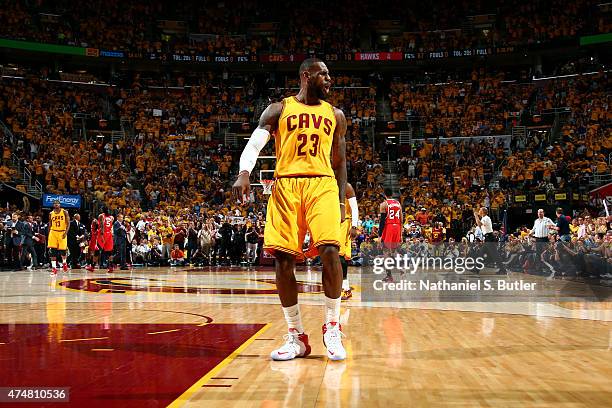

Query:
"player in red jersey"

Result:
[[97, 208, 115, 272], [431, 221, 445, 257], [85, 217, 100, 272], [379, 188, 403, 282]]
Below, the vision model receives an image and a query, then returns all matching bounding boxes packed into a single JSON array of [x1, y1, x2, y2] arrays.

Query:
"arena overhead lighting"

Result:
[[47, 79, 112, 87], [533, 69, 610, 81]]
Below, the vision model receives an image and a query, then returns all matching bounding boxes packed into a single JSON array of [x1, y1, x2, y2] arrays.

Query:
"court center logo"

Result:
[[58, 277, 324, 295]]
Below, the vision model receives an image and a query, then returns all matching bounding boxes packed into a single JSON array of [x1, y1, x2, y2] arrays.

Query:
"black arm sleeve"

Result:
[[379, 213, 387, 235]]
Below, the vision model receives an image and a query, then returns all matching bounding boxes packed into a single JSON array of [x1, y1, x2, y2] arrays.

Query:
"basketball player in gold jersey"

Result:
[[233, 58, 347, 361], [47, 200, 70, 275]]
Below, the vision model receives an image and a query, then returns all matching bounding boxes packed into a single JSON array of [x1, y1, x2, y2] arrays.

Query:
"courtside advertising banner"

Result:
[[42, 194, 81, 209]]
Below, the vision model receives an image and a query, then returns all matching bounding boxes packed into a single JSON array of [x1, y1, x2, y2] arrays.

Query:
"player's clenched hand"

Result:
[[350, 226, 358, 239], [232, 171, 251, 202]]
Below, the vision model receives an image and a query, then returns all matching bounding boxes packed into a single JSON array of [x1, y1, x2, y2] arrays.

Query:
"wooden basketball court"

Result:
[[1, 266, 610, 407]]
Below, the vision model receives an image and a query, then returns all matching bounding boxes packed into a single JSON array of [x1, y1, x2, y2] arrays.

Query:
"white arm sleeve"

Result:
[[239, 128, 270, 174], [348, 197, 359, 227]]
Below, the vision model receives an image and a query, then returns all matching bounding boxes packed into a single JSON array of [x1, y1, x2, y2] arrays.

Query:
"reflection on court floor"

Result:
[[0, 267, 610, 407]]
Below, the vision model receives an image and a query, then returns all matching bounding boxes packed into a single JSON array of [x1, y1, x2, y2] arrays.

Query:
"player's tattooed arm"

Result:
[[257, 102, 283, 133], [332, 107, 347, 223]]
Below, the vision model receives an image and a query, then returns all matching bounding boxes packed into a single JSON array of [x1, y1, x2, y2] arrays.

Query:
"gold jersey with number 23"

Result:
[[274, 96, 337, 178]]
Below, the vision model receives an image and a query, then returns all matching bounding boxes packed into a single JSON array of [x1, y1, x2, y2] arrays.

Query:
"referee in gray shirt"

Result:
[[531, 209, 555, 242]]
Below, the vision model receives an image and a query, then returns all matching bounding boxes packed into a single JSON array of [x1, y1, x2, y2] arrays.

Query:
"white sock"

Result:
[[325, 296, 341, 324], [51, 260, 57, 268], [282, 304, 304, 333], [342, 279, 349, 291]]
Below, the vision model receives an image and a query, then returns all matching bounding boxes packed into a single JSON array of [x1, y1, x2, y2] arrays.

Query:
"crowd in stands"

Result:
[[390, 0, 605, 52], [2, 199, 610, 282], [0, 64, 609, 273], [1, 144, 18, 181], [386, 67, 609, 211], [1, 0, 608, 56], [388, 69, 534, 137], [0, 70, 262, 214], [385, 70, 610, 244], [358, 212, 611, 280], [394, 138, 504, 238], [0, 207, 267, 269], [0, 69, 381, 224], [524, 72, 611, 186]]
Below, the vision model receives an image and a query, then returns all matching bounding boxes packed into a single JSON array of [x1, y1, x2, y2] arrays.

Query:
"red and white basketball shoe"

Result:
[[322, 322, 346, 361], [62, 263, 69, 272], [270, 328, 312, 361]]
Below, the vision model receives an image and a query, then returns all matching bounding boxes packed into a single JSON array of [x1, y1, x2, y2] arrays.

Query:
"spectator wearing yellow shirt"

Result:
[[161, 225, 174, 259]]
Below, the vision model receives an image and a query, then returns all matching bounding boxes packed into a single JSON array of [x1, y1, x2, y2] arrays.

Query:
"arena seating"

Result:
[[0, 54, 609, 268], [1, 0, 608, 55], [388, 70, 534, 137]]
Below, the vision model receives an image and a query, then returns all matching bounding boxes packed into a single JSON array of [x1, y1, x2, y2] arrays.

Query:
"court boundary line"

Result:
[[0, 303, 609, 322], [167, 323, 271, 408]]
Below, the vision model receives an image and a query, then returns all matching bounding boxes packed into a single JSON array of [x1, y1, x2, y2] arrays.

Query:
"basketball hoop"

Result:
[[261, 179, 275, 195]]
